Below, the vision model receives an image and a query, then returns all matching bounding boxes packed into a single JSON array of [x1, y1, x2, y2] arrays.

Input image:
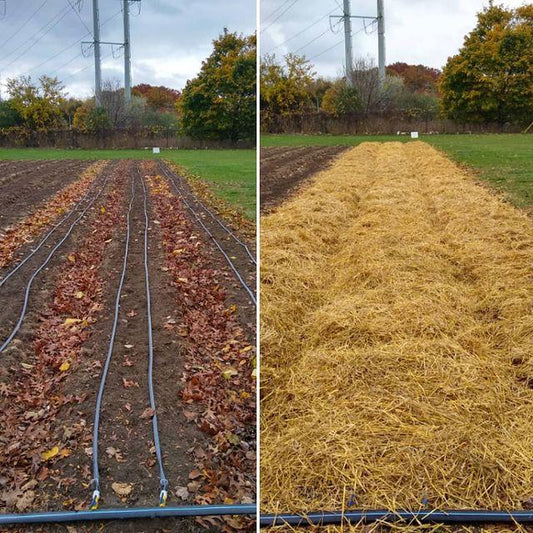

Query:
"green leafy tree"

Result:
[[6, 75, 66, 130], [0, 100, 23, 129], [439, 3, 533, 123], [179, 29, 256, 141], [321, 81, 361, 115], [260, 53, 315, 115]]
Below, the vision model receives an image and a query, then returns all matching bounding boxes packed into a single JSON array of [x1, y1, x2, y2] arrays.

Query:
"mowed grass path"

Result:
[[0, 148, 256, 219], [262, 133, 533, 210]]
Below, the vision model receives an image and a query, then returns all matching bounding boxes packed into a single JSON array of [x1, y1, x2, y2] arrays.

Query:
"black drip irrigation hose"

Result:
[[0, 504, 257, 525], [161, 162, 256, 265], [260, 509, 533, 527], [139, 171, 168, 505], [90, 175, 135, 509], [0, 164, 109, 290], [0, 170, 111, 354], [158, 163, 257, 306]]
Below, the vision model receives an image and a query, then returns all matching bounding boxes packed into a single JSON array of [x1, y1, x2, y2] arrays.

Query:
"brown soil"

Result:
[[0, 160, 255, 532], [0, 160, 92, 230], [260, 146, 348, 213], [159, 162, 256, 335]]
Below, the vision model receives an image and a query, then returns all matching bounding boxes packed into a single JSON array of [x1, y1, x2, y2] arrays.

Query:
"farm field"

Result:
[[0, 148, 256, 220], [0, 159, 256, 531], [260, 146, 347, 212], [261, 142, 533, 528], [262, 134, 533, 211]]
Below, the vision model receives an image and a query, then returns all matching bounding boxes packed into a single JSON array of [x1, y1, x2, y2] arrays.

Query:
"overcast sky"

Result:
[[0, 0, 256, 99], [260, 0, 528, 78]]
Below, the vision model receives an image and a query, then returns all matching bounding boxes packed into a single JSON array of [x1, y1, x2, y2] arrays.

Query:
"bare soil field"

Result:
[[261, 141, 533, 530], [0, 160, 93, 229], [260, 146, 347, 213], [0, 159, 256, 532]]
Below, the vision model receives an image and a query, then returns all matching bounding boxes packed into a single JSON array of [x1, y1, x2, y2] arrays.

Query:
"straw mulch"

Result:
[[260, 141, 533, 531]]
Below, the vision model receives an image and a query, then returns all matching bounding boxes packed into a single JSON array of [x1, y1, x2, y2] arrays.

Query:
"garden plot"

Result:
[[260, 146, 347, 213], [0, 159, 256, 532], [261, 142, 533, 529]]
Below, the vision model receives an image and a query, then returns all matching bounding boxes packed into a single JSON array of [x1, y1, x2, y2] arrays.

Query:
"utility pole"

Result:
[[92, 0, 102, 106], [343, 0, 354, 87], [123, 0, 132, 105], [377, 0, 386, 85]]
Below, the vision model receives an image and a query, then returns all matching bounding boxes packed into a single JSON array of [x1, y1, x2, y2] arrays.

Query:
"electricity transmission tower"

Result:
[[84, 0, 140, 106], [332, 0, 386, 87]]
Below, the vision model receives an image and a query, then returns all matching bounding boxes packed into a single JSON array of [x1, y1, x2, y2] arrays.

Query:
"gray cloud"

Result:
[[260, 0, 526, 78], [0, 0, 256, 99]]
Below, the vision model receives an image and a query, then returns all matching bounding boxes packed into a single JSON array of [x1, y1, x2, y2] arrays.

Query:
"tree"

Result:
[[132, 84, 180, 111], [260, 53, 315, 115], [439, 3, 533, 124], [179, 29, 256, 141], [321, 81, 361, 115], [0, 100, 23, 129], [387, 62, 440, 94], [6, 75, 66, 130]]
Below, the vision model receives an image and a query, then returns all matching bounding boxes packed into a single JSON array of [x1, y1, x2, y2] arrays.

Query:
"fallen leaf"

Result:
[[67, 254, 75, 263], [140, 407, 155, 419], [175, 486, 189, 500], [124, 344, 134, 349], [122, 378, 139, 388], [188, 469, 202, 480], [59, 361, 70, 372], [74, 291, 84, 299], [63, 318, 81, 326], [124, 402, 132, 411], [126, 310, 137, 317], [111, 482, 132, 497], [222, 368, 238, 380], [16, 490, 35, 511], [41, 446, 59, 461], [100, 206, 106, 214], [59, 448, 71, 458]]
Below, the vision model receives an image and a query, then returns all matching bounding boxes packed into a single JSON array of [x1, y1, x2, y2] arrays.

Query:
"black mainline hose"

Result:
[[157, 163, 257, 306], [0, 170, 111, 354], [90, 174, 135, 510], [160, 162, 256, 265], [0, 163, 108, 289], [139, 170, 168, 506]]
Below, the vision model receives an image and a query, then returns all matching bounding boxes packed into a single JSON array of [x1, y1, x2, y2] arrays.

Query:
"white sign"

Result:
[[153, 147, 161, 154], [411, 131, 419, 139]]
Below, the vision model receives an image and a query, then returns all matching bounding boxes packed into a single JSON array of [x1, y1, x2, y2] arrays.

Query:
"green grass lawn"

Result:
[[262, 133, 533, 210], [0, 148, 256, 220]]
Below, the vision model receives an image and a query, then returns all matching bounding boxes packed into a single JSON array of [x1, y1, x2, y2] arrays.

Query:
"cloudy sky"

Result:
[[261, 0, 527, 78], [0, 0, 256, 99]]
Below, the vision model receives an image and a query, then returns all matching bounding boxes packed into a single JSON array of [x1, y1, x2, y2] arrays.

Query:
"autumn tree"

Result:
[[321, 81, 361, 115], [387, 62, 440, 94], [439, 3, 533, 124], [260, 53, 315, 116], [179, 29, 256, 141], [6, 75, 66, 130], [132, 84, 180, 111]]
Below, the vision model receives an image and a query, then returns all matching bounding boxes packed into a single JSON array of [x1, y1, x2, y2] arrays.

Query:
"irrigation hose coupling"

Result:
[[90, 489, 100, 510], [159, 489, 168, 507]]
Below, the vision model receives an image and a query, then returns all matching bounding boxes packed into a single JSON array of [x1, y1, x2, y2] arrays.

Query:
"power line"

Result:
[[265, 5, 338, 54], [262, 0, 294, 24], [23, 9, 120, 78], [0, 4, 72, 66], [0, 0, 49, 51], [293, 27, 335, 55], [307, 25, 365, 62], [261, 0, 299, 33], [67, 0, 92, 35]]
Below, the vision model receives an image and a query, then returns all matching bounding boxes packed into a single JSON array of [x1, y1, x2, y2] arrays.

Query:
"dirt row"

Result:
[[0, 160, 256, 532], [260, 146, 347, 213], [0, 160, 93, 230]]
